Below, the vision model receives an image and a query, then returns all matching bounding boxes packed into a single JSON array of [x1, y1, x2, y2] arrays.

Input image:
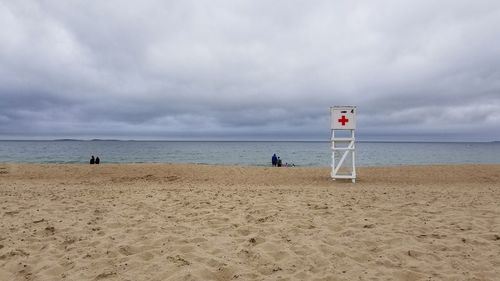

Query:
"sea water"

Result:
[[0, 140, 499, 166]]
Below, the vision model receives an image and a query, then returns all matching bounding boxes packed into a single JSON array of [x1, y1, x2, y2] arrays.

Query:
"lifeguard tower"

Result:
[[330, 106, 356, 183]]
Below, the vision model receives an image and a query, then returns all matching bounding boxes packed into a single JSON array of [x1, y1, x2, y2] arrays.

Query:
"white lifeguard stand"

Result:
[[330, 106, 357, 183]]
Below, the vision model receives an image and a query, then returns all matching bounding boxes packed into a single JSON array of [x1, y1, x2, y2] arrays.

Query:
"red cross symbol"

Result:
[[338, 115, 349, 126]]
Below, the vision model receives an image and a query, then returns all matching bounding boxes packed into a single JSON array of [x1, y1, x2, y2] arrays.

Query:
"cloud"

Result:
[[1, 0, 500, 140]]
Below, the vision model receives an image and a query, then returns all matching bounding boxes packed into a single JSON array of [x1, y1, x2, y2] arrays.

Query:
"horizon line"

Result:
[[0, 138, 498, 143]]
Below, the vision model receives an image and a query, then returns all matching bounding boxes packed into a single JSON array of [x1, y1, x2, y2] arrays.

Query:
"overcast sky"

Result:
[[1, 1, 499, 141]]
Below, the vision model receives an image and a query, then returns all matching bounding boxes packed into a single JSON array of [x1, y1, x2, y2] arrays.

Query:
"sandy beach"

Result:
[[1, 163, 499, 281]]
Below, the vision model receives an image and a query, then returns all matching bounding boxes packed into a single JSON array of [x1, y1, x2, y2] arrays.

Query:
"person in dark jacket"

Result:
[[272, 153, 278, 167], [277, 157, 282, 167], [90, 155, 95, 164], [95, 156, 100, 164]]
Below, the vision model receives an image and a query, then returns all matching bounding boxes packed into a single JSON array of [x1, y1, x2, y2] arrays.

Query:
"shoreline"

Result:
[[1, 161, 500, 167], [1, 163, 499, 185]]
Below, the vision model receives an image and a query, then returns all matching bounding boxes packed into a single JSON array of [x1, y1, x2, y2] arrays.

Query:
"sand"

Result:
[[1, 163, 499, 281]]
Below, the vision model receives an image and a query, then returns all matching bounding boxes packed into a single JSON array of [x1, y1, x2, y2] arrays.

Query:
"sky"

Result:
[[1, 1, 500, 141]]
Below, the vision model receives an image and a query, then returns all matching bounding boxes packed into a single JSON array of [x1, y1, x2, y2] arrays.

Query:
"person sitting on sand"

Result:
[[95, 156, 100, 164], [90, 155, 95, 164]]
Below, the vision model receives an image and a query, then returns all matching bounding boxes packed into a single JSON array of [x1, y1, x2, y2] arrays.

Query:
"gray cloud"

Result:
[[1, 0, 500, 140]]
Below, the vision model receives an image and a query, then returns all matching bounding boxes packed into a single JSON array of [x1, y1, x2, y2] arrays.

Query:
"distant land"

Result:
[[53, 139, 80, 141], [54, 139, 122, 142]]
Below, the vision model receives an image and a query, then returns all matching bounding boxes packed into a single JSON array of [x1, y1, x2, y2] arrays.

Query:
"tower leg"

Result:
[[331, 129, 356, 183]]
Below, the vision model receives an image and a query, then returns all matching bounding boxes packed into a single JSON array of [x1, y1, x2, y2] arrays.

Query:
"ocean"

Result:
[[0, 140, 499, 166]]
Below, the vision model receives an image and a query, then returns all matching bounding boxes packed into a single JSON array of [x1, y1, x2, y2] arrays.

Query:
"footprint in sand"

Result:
[[138, 251, 155, 261], [166, 255, 190, 266], [118, 245, 135, 256]]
